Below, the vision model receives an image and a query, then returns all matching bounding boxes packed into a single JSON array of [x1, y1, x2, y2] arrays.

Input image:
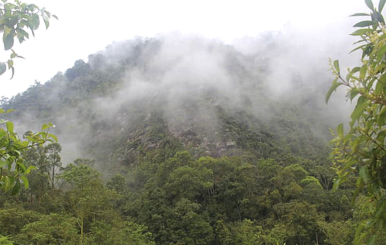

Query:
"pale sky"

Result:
[[0, 0, 364, 98]]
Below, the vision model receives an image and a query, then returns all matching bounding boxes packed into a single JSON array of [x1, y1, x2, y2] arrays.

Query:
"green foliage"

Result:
[[106, 174, 127, 194], [0, 0, 57, 78], [22, 142, 62, 191], [318, 220, 354, 245], [0, 235, 13, 245], [0, 0, 58, 196], [0, 111, 57, 194], [0, 29, 367, 244], [60, 162, 100, 189], [13, 213, 79, 245], [0, 160, 156, 244], [327, 0, 386, 241], [133, 151, 347, 244], [60, 162, 119, 245], [0, 147, 353, 245], [0, 207, 41, 237], [88, 221, 155, 245], [301, 176, 323, 188], [229, 219, 286, 245], [272, 201, 325, 245]]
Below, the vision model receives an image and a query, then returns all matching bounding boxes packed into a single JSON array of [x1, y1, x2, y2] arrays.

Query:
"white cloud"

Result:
[[0, 0, 364, 98]]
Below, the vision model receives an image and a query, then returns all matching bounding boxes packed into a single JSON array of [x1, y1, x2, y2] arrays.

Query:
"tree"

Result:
[[327, 0, 386, 242], [89, 221, 155, 245], [44, 142, 62, 189], [13, 213, 79, 245], [0, 0, 57, 78], [59, 162, 118, 245], [0, 235, 13, 245], [65, 60, 91, 82], [0, 117, 57, 194], [0, 0, 57, 194]]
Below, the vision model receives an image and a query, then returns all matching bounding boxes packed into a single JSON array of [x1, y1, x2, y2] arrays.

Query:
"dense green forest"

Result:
[[3, 0, 386, 240], [0, 33, 373, 244]]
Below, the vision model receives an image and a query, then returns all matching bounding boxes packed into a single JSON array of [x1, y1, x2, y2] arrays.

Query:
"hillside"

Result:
[[0, 35, 364, 244], [2, 35, 340, 166]]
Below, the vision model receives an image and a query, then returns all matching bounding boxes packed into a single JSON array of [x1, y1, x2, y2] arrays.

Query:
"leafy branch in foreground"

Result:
[[0, 0, 58, 195], [0, 108, 57, 194], [0, 0, 57, 78], [327, 0, 386, 243]]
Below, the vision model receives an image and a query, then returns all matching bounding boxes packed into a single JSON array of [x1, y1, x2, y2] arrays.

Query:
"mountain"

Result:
[[3, 34, 340, 168], [0, 34, 360, 245]]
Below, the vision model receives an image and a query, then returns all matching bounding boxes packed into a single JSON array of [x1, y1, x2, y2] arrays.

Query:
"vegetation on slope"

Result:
[[0, 12, 377, 243]]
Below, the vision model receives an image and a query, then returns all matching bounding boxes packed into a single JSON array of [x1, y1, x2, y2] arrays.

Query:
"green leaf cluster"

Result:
[[327, 0, 386, 242], [0, 0, 57, 78], [0, 108, 57, 194]]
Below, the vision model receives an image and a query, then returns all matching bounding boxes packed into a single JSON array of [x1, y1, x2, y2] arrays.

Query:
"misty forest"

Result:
[[2, 0, 386, 244]]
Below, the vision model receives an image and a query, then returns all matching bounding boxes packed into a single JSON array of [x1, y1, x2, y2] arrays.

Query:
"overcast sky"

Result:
[[0, 0, 365, 98]]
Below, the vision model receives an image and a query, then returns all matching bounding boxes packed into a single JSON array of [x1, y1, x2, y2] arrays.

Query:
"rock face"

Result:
[[90, 101, 277, 172]]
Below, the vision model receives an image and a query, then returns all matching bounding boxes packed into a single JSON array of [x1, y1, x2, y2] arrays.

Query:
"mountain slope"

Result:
[[0, 34, 358, 244]]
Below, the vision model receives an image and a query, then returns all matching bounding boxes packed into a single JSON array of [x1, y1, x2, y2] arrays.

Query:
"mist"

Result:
[[3, 1, 383, 244], [2, 20, 361, 172]]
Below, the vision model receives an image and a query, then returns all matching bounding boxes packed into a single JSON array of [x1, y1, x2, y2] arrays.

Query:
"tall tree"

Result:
[[60, 162, 118, 245], [44, 143, 62, 189], [327, 0, 386, 242]]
